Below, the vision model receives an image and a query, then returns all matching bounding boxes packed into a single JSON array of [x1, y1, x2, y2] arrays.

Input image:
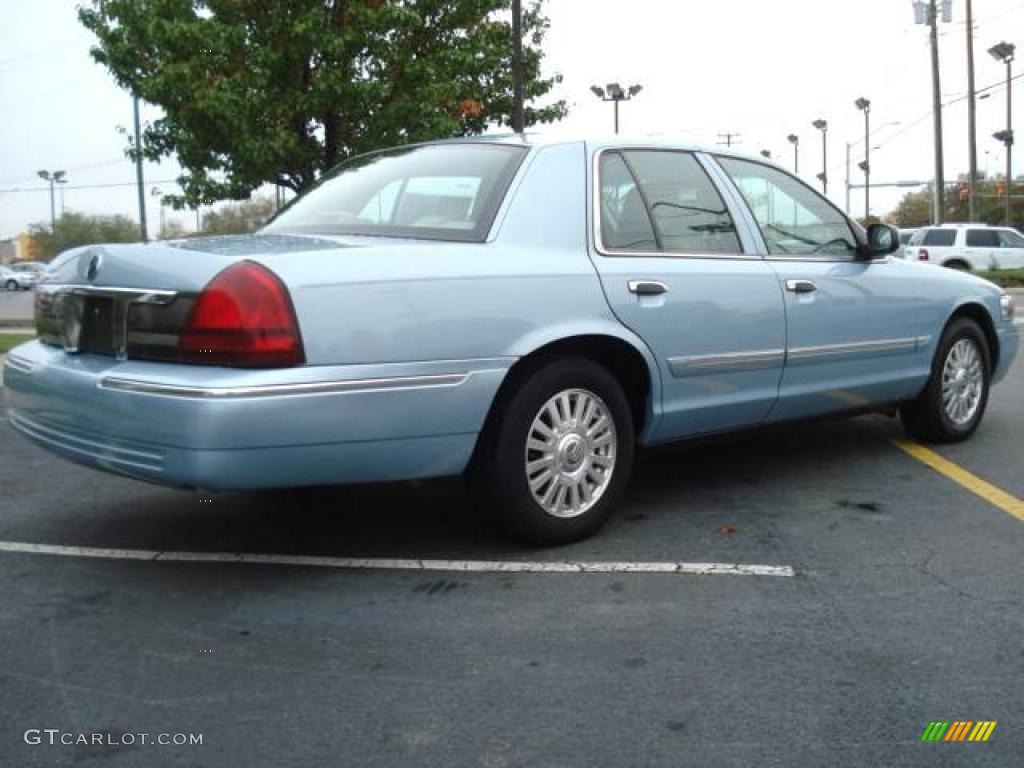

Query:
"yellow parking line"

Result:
[[890, 438, 1024, 522]]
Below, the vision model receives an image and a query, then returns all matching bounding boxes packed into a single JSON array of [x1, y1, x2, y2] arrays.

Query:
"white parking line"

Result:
[[0, 540, 795, 577]]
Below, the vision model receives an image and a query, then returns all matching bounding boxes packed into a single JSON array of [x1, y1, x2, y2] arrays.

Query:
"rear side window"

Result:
[[264, 143, 526, 242], [997, 229, 1024, 248], [922, 229, 957, 246], [599, 150, 741, 255], [966, 229, 999, 247], [599, 152, 657, 252]]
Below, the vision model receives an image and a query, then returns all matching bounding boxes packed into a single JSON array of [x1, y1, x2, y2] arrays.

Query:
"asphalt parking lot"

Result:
[[1, 346, 1022, 767]]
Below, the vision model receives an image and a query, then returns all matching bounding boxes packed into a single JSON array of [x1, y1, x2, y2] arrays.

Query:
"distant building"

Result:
[[14, 232, 40, 262], [0, 239, 14, 265]]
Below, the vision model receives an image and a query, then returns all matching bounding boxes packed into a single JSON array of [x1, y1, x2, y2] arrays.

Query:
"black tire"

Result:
[[4, 279, 17, 291], [900, 317, 990, 443], [943, 260, 969, 271], [471, 357, 635, 545]]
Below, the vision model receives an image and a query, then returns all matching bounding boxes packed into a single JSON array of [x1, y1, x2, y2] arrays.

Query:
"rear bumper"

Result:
[[3, 341, 512, 490]]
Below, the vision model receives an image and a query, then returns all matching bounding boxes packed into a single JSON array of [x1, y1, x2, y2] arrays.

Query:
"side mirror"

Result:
[[863, 223, 899, 259]]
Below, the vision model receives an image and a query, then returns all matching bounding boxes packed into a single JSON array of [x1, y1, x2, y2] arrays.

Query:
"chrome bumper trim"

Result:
[[97, 373, 469, 399]]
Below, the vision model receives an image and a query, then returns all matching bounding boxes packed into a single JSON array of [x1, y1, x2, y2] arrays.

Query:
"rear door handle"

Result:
[[784, 279, 817, 294], [628, 280, 668, 296]]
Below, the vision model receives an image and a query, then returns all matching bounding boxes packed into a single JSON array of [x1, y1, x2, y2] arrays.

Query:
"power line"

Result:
[[0, 179, 183, 194]]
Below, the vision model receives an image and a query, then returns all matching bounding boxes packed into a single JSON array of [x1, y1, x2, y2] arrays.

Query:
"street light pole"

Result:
[[590, 83, 643, 135], [812, 119, 828, 194], [151, 187, 166, 238], [989, 42, 1016, 226], [855, 98, 871, 219], [36, 169, 66, 254], [787, 134, 799, 174]]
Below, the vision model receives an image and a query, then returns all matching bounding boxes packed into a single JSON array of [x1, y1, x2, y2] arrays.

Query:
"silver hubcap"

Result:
[[525, 388, 617, 518], [942, 338, 984, 426]]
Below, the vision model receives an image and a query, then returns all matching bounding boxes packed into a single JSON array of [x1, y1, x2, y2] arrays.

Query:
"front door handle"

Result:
[[785, 279, 817, 294], [628, 280, 668, 296]]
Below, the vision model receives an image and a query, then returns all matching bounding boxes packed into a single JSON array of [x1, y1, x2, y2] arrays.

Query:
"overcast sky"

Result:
[[0, 0, 1021, 241]]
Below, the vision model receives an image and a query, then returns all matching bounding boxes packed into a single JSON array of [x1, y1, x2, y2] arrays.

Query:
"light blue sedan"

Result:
[[4, 137, 1019, 543]]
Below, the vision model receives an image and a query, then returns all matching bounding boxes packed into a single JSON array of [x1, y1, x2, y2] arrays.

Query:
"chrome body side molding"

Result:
[[98, 372, 469, 399], [668, 349, 785, 377]]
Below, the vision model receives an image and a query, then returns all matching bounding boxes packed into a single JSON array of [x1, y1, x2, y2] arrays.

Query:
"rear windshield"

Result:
[[264, 143, 527, 242]]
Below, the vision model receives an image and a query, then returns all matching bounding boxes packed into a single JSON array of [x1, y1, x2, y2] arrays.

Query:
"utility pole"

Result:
[[511, 0, 524, 133], [133, 95, 148, 242], [717, 132, 741, 147], [965, 0, 978, 220], [915, 0, 948, 224]]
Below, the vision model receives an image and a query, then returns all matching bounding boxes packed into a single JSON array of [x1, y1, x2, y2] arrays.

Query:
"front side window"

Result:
[[716, 157, 857, 258], [264, 143, 526, 242], [997, 229, 1024, 248], [922, 229, 957, 247], [966, 229, 999, 247], [599, 150, 741, 255]]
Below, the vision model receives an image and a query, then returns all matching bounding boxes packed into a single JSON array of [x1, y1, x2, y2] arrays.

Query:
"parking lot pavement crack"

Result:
[[914, 549, 1022, 608]]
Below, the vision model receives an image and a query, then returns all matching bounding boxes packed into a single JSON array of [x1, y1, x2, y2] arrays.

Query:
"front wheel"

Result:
[[900, 317, 990, 443], [4, 279, 17, 291], [472, 358, 635, 545]]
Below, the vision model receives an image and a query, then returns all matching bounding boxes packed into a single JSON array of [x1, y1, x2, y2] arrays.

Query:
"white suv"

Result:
[[904, 224, 1024, 270]]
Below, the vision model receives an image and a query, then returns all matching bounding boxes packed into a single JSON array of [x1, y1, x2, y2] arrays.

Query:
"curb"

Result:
[[0, 319, 33, 329]]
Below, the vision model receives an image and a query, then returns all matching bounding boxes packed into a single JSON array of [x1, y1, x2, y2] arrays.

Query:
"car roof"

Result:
[[421, 132, 780, 167]]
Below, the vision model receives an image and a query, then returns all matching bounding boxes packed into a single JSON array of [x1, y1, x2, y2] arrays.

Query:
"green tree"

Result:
[[29, 211, 140, 260], [887, 188, 932, 228], [200, 197, 277, 235], [888, 179, 1024, 230], [80, 0, 566, 209]]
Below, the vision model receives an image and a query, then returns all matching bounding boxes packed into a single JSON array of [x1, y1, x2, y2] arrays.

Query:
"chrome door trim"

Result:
[[37, 284, 178, 304], [787, 337, 919, 363], [98, 373, 469, 399], [668, 349, 786, 377]]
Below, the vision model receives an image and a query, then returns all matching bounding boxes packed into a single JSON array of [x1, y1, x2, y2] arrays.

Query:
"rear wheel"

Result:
[[900, 317, 990, 443], [943, 260, 969, 271], [472, 358, 635, 545]]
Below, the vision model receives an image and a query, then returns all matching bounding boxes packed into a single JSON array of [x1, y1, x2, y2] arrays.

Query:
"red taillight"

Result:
[[180, 261, 304, 367], [918, 249, 929, 261]]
